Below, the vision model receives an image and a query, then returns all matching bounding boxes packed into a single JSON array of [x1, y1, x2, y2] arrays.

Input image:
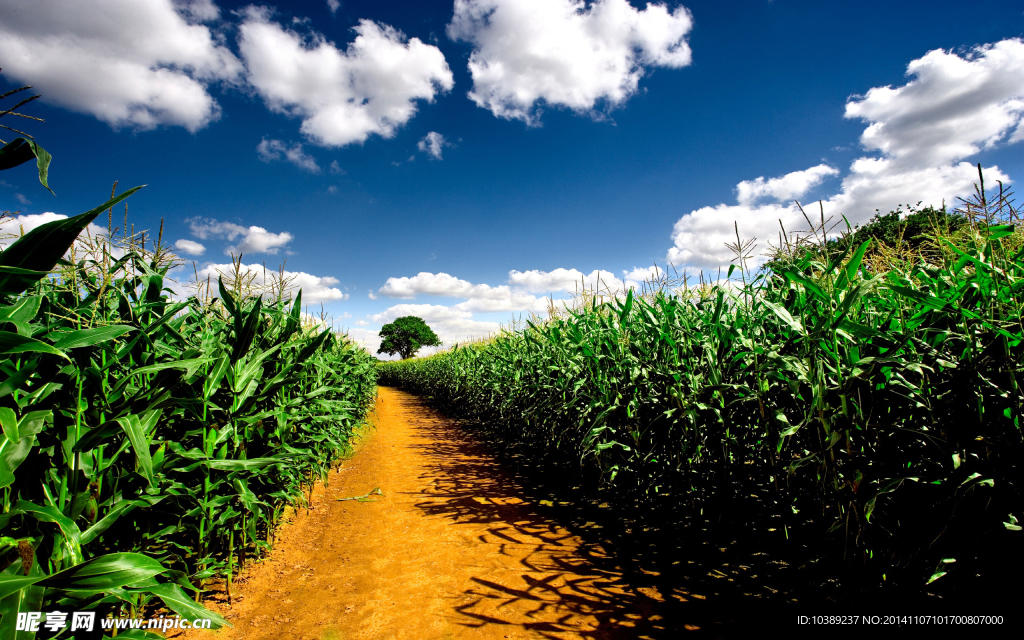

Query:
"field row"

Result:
[[380, 202, 1024, 601], [1, 183, 376, 629]]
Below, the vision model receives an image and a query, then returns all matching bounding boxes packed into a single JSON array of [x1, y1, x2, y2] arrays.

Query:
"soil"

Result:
[[169, 385, 1021, 640], [171, 386, 688, 640]]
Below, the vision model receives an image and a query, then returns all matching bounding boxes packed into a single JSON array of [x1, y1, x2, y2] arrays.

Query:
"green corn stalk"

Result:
[[379, 181, 1023, 594], [0, 84, 377, 636]]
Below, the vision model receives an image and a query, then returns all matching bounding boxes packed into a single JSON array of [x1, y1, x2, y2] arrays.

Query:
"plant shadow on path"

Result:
[[168, 388, 1014, 640], [397, 390, 1017, 639], [396, 390, 768, 638]]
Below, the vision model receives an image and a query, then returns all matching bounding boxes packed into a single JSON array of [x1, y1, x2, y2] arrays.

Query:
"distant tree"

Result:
[[377, 316, 441, 360]]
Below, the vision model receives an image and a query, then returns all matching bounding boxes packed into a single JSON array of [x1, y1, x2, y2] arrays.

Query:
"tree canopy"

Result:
[[377, 316, 441, 360], [763, 205, 968, 274]]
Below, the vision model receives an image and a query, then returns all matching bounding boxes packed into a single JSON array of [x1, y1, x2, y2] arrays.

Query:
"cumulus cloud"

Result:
[[175, 0, 220, 22], [377, 271, 549, 313], [667, 38, 1024, 273], [189, 262, 347, 303], [370, 265, 687, 352], [621, 265, 674, 289], [845, 38, 1024, 168], [342, 326, 392, 357], [370, 303, 501, 347], [376, 266, 684, 320], [0, 0, 242, 132], [378, 268, 644, 309], [256, 138, 321, 172], [1, 212, 65, 248], [507, 268, 624, 293], [299, 311, 330, 330], [667, 201, 799, 272], [417, 131, 449, 159], [447, 0, 693, 124], [454, 293, 549, 314], [237, 7, 453, 147], [371, 303, 471, 324], [174, 238, 206, 255], [326, 0, 341, 15], [379, 271, 499, 299], [735, 164, 839, 206], [827, 158, 1005, 222], [188, 218, 294, 255], [1, 212, 107, 252]]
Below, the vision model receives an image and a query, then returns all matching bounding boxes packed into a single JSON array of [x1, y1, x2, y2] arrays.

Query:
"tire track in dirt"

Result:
[[175, 386, 679, 640]]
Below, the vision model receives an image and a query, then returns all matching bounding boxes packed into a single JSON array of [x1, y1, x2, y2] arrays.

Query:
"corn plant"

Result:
[[0, 83, 376, 637], [379, 183, 1023, 596]]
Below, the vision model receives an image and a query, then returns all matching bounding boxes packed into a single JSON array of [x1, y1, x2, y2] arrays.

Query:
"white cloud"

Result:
[[174, 238, 206, 255], [371, 303, 470, 324], [735, 164, 839, 206], [174, 0, 220, 22], [188, 218, 294, 255], [417, 131, 449, 159], [354, 319, 368, 326], [326, 0, 341, 15], [667, 38, 1024, 273], [447, 0, 693, 124], [621, 265, 675, 289], [342, 326, 382, 354], [329, 160, 346, 174], [453, 293, 548, 314], [299, 311, 329, 329], [379, 271, 498, 299], [378, 267, 650, 317], [1, 212, 65, 248], [0, 212, 108, 253], [256, 138, 321, 172], [370, 303, 501, 346], [844, 38, 1024, 168], [507, 268, 624, 293], [298, 309, 348, 329], [238, 7, 453, 147], [188, 262, 348, 303], [14, 194, 30, 205], [666, 157, 1012, 273], [375, 266, 668, 321], [827, 158, 1008, 222], [667, 201, 800, 272], [0, 0, 242, 132], [377, 271, 550, 313], [369, 266, 670, 353]]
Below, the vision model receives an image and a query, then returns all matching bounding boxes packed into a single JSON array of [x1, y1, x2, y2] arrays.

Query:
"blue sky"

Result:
[[2, 0, 1023, 354]]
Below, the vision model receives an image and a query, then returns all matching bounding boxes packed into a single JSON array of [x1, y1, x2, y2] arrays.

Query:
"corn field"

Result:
[[0, 86, 376, 635], [379, 190, 1024, 600]]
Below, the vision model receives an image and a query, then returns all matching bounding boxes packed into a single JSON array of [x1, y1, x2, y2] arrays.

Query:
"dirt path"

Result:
[[176, 386, 683, 640]]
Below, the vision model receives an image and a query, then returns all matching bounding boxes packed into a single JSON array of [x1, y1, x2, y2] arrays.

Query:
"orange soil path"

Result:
[[176, 386, 674, 640]]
